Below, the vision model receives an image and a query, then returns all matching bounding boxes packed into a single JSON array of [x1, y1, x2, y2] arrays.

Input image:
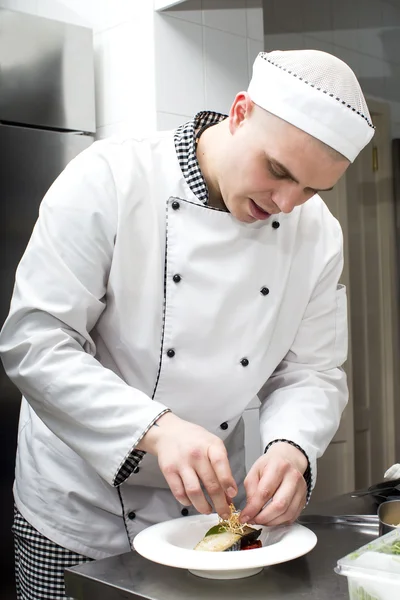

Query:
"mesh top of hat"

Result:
[[261, 49, 372, 127]]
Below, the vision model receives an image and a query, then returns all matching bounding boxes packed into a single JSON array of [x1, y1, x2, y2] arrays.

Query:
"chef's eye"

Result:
[[268, 162, 287, 180]]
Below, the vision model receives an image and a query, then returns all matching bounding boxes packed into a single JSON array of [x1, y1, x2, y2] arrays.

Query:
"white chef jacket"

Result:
[[0, 129, 348, 559]]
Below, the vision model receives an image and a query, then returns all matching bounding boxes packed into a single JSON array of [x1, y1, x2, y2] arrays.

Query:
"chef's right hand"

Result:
[[136, 412, 237, 519]]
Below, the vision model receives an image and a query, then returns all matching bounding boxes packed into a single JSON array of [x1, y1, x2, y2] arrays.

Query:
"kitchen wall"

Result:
[[263, 0, 400, 138], [0, 0, 264, 142], [154, 0, 264, 129], [0, 0, 158, 138]]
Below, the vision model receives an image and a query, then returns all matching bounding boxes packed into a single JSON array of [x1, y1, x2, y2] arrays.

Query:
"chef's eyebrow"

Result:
[[269, 157, 334, 193]]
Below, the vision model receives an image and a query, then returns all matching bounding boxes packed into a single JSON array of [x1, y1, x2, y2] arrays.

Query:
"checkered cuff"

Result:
[[264, 439, 312, 503], [113, 409, 171, 487]]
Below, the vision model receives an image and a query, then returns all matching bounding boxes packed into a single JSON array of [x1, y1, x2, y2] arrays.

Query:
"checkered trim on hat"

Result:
[[260, 53, 375, 130]]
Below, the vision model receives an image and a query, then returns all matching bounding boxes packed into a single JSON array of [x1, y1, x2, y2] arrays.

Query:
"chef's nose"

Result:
[[272, 184, 305, 214]]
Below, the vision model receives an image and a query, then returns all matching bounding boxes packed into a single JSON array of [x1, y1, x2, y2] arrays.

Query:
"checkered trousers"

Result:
[[13, 508, 93, 600]]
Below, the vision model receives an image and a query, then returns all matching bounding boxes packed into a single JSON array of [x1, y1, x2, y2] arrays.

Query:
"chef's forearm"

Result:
[[259, 365, 348, 491], [135, 411, 180, 454], [264, 439, 312, 501], [0, 312, 169, 486], [113, 408, 172, 486]]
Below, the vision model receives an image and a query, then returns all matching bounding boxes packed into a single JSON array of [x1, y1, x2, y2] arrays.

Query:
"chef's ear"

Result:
[[228, 92, 255, 134]]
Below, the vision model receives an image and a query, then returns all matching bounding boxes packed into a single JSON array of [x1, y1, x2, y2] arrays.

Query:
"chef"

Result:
[[0, 49, 374, 599]]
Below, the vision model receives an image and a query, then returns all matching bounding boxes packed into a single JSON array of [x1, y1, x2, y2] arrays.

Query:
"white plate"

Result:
[[133, 513, 317, 579]]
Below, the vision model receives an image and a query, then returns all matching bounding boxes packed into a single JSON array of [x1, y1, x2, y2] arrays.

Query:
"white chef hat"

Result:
[[247, 50, 375, 162]]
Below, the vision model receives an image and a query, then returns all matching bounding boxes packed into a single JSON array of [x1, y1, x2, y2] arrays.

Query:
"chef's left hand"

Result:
[[239, 442, 308, 526]]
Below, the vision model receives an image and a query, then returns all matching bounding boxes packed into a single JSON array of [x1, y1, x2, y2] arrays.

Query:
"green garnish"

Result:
[[376, 540, 400, 555], [204, 525, 227, 536], [349, 580, 379, 600], [353, 588, 378, 600]]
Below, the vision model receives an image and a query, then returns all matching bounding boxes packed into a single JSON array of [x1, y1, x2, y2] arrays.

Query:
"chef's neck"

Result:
[[195, 119, 228, 211]]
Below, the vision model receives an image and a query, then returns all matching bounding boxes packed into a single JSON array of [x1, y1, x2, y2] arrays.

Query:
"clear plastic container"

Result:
[[335, 529, 400, 600]]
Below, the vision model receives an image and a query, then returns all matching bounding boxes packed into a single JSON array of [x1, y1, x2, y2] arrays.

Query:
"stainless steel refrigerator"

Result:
[[0, 8, 95, 589]]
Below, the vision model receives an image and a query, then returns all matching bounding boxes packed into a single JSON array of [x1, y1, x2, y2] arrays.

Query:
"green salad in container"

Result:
[[335, 529, 400, 600]]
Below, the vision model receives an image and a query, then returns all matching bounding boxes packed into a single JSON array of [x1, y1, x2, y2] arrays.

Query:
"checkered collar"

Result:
[[174, 111, 227, 205]]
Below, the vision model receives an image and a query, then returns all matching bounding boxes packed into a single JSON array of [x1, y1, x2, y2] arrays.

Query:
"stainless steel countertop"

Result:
[[65, 494, 378, 600]]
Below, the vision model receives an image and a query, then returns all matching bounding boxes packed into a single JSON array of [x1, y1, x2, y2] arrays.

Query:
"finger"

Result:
[[180, 468, 212, 515], [195, 463, 230, 519], [163, 470, 191, 506], [260, 491, 306, 527], [240, 468, 281, 523], [253, 472, 306, 525], [208, 444, 237, 499], [242, 464, 261, 509]]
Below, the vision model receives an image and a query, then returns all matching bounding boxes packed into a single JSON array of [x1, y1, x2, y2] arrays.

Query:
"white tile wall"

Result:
[[34, 0, 90, 27], [0, 0, 37, 16], [247, 0, 264, 41], [272, 0, 305, 34], [302, 0, 333, 45], [35, 0, 137, 32], [204, 27, 249, 112], [157, 111, 192, 129], [332, 46, 360, 74], [202, 0, 247, 37], [94, 24, 134, 128], [155, 0, 264, 118], [0, 0, 98, 28], [332, 28, 359, 53], [94, 13, 156, 132], [305, 0, 332, 33], [382, 0, 400, 27], [166, 0, 202, 24], [247, 37, 264, 77], [303, 35, 333, 54], [265, 32, 304, 51], [358, 28, 385, 59], [358, 0, 383, 30], [264, 0, 400, 138], [155, 14, 205, 115], [92, 1, 156, 133], [331, 0, 358, 31]]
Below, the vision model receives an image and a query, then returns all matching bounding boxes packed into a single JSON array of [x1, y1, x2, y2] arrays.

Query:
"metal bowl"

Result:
[[378, 499, 400, 536]]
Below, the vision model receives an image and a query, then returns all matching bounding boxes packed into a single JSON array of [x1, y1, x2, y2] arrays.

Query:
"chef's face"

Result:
[[219, 93, 350, 224]]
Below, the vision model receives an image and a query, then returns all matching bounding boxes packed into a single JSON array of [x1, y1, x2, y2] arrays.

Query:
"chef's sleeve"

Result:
[[258, 236, 348, 495], [0, 142, 169, 487]]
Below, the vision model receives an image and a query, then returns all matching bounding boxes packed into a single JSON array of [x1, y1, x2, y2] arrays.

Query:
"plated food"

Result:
[[194, 504, 262, 552], [133, 512, 317, 580]]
